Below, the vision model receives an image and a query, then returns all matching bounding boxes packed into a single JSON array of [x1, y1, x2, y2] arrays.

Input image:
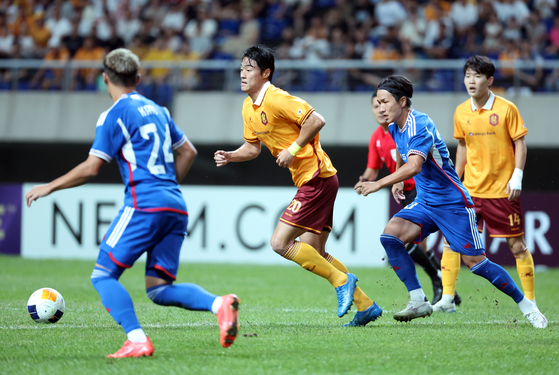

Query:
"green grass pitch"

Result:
[[1, 254, 557, 375]]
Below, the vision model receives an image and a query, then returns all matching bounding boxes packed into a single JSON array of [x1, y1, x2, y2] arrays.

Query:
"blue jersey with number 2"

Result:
[[90, 92, 187, 214], [388, 108, 473, 207]]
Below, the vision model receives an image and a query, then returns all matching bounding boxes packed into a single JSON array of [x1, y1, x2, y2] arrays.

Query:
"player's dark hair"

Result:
[[103, 49, 140, 87], [463, 55, 495, 79], [371, 90, 377, 102], [241, 45, 275, 82], [378, 75, 413, 107]]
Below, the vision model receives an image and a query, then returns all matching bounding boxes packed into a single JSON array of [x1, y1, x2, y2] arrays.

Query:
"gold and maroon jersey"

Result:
[[242, 82, 337, 187], [454, 91, 528, 198]]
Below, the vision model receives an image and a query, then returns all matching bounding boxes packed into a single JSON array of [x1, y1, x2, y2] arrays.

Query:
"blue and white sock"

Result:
[[90, 267, 141, 334], [380, 234, 421, 292], [470, 258, 524, 303], [146, 283, 217, 311]]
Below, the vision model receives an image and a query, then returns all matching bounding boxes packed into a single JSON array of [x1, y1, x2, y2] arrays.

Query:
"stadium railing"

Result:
[[1, 59, 558, 93]]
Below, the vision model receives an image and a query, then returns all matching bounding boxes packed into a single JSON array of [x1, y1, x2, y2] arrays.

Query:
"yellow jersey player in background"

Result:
[[214, 45, 382, 326], [433, 55, 537, 313]]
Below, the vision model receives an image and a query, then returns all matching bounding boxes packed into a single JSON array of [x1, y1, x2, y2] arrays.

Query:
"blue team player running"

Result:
[[355, 75, 547, 328], [25, 48, 241, 357]]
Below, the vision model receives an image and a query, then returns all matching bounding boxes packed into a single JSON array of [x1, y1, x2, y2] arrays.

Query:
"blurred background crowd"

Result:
[[1, 0, 559, 100]]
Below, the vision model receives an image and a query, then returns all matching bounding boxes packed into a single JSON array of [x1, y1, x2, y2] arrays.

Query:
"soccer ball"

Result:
[[27, 288, 65, 323]]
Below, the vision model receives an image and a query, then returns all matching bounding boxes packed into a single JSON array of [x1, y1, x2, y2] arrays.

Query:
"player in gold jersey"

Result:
[[433, 55, 538, 313], [214, 45, 382, 326]]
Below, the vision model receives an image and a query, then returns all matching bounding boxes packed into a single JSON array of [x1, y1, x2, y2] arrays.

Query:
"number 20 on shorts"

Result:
[[287, 199, 302, 213]]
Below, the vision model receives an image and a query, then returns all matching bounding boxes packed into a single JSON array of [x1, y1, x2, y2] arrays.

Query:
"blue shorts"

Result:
[[394, 200, 484, 256], [98, 206, 188, 281]]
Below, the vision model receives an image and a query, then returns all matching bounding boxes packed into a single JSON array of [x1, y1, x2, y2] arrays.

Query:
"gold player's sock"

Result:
[[325, 253, 374, 312], [440, 249, 461, 297], [515, 249, 535, 301], [282, 241, 347, 287]]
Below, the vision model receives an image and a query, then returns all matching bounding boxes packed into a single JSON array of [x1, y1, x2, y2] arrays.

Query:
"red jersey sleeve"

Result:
[[366, 132, 383, 170]]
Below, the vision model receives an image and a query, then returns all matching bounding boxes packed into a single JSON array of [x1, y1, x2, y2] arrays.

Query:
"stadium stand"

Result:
[[0, 0, 558, 103]]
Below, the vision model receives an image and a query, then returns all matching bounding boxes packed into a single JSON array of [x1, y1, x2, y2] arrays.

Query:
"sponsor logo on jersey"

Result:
[[261, 111, 268, 125], [489, 113, 499, 126], [469, 131, 496, 136]]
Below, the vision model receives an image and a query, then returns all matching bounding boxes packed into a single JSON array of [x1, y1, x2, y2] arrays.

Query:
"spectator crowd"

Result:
[[1, 0, 559, 97]]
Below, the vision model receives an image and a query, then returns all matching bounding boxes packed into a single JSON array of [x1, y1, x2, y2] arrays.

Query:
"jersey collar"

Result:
[[470, 90, 495, 112], [396, 108, 414, 133], [253, 81, 271, 106]]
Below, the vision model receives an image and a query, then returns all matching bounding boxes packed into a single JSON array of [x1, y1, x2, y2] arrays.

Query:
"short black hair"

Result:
[[371, 90, 378, 102], [241, 45, 275, 82], [103, 49, 140, 87], [463, 55, 495, 79], [378, 75, 413, 107]]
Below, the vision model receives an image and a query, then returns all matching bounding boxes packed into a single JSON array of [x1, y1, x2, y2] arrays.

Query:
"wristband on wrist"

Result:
[[509, 168, 523, 190], [288, 141, 302, 156]]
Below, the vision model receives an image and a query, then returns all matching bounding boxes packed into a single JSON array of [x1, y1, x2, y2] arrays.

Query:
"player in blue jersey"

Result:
[[25, 49, 242, 357], [354, 75, 547, 328]]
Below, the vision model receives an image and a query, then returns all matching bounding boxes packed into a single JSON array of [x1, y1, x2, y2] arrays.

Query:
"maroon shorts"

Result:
[[472, 196, 524, 237], [280, 175, 339, 234]]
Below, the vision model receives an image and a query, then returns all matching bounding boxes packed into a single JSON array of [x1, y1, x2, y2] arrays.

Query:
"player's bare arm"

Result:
[[390, 152, 406, 203], [455, 139, 467, 180], [355, 154, 423, 197], [507, 136, 527, 201], [174, 138, 197, 183], [354, 168, 379, 193], [25, 155, 105, 207], [214, 140, 261, 167], [276, 111, 325, 168]]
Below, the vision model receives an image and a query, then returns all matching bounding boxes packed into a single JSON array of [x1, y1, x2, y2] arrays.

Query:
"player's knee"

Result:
[[380, 233, 401, 247], [270, 235, 289, 254], [146, 284, 169, 305], [509, 240, 527, 258], [90, 267, 116, 288]]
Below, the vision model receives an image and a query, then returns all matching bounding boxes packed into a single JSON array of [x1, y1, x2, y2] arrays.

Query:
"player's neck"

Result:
[[395, 108, 410, 129], [472, 90, 490, 110], [109, 86, 136, 103], [380, 123, 389, 132], [248, 82, 266, 103]]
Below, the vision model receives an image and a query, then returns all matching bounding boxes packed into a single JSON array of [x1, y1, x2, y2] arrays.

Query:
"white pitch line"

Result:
[[1, 319, 553, 330]]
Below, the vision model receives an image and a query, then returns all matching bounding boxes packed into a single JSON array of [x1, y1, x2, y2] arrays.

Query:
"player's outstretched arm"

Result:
[[355, 168, 379, 195], [175, 138, 197, 183], [355, 155, 422, 197], [25, 155, 105, 207], [214, 141, 261, 167]]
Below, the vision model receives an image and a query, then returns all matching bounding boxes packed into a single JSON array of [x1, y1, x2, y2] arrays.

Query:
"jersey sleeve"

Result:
[[162, 107, 187, 150], [367, 133, 382, 169], [506, 103, 528, 141], [407, 125, 433, 162], [453, 109, 465, 140], [89, 110, 125, 163], [270, 92, 314, 126]]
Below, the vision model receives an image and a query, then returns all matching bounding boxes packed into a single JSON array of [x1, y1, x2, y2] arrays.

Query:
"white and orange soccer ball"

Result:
[[27, 288, 65, 323]]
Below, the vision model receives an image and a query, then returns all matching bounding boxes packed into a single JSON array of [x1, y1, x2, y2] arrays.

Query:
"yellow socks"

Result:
[[282, 241, 347, 287], [515, 249, 535, 301], [440, 248, 461, 297], [325, 253, 374, 312]]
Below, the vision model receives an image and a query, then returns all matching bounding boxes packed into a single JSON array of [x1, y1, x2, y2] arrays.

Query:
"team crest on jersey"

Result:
[[489, 113, 499, 126], [261, 111, 268, 125]]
